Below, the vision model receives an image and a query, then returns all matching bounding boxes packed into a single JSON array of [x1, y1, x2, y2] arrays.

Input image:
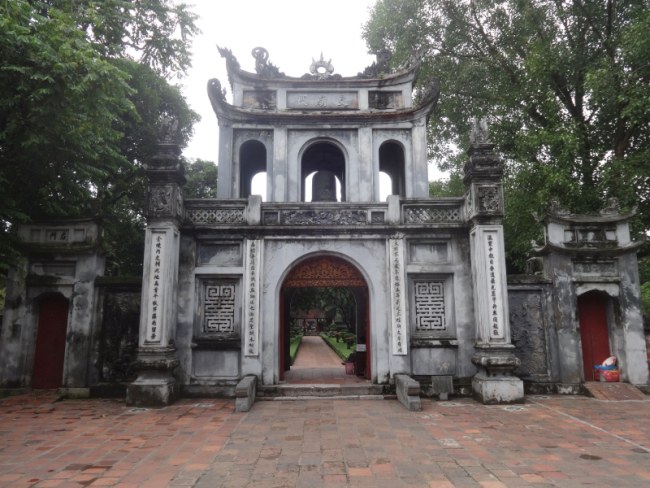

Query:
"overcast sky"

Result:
[[181, 0, 377, 163]]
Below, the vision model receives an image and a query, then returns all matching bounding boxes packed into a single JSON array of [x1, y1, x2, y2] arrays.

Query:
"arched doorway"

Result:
[[578, 291, 612, 381], [279, 255, 370, 381], [32, 294, 69, 388]]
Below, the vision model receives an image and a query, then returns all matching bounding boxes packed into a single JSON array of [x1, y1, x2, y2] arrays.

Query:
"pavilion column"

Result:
[[464, 119, 524, 404], [127, 135, 185, 406]]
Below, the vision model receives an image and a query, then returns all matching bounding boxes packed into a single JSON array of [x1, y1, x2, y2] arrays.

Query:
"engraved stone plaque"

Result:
[[287, 91, 358, 110]]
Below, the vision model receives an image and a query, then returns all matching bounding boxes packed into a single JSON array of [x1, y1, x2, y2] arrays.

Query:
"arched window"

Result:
[[301, 142, 345, 202], [240, 140, 266, 199], [379, 141, 405, 198]]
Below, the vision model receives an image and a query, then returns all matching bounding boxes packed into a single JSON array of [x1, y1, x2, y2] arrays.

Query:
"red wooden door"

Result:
[[32, 294, 69, 389], [578, 292, 611, 382]]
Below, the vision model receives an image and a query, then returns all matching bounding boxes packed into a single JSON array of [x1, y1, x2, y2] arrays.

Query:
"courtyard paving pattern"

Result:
[[1, 392, 650, 487]]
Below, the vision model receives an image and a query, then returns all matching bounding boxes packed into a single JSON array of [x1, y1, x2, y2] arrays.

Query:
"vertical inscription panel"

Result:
[[141, 228, 179, 347], [243, 240, 262, 356], [389, 238, 408, 355], [470, 226, 510, 344], [144, 231, 165, 345]]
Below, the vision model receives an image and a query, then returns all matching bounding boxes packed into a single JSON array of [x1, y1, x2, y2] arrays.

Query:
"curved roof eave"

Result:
[[208, 79, 439, 126]]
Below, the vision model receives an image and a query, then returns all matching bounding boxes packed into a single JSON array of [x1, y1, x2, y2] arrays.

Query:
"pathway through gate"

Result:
[[284, 336, 366, 384]]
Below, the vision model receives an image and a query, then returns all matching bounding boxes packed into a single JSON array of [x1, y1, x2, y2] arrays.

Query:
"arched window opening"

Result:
[[240, 140, 266, 199], [301, 142, 346, 202], [379, 141, 405, 198]]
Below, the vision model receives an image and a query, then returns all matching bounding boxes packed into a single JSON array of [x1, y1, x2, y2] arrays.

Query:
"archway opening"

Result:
[[280, 255, 370, 383], [301, 142, 346, 202], [379, 141, 405, 198], [32, 293, 69, 388], [240, 140, 266, 199], [578, 290, 612, 381]]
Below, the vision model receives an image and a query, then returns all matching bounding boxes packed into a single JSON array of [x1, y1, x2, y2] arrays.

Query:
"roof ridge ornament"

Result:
[[309, 53, 335, 79], [251, 47, 284, 78]]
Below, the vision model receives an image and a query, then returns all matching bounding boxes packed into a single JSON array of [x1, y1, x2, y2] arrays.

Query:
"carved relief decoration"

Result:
[[509, 290, 549, 378], [283, 256, 366, 288], [477, 185, 501, 213], [149, 185, 174, 217], [279, 209, 367, 225]]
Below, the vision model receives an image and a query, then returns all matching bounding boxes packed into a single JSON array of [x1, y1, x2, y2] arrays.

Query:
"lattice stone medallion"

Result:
[[414, 280, 446, 331], [204, 284, 236, 333]]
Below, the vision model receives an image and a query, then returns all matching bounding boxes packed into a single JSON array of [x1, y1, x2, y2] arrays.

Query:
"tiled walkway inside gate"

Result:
[[2, 392, 650, 487], [284, 336, 366, 384]]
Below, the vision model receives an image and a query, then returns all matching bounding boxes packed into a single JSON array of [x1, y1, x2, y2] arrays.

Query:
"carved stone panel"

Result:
[[509, 289, 550, 378], [476, 184, 502, 214], [243, 90, 277, 110], [149, 184, 183, 219], [286, 91, 359, 110], [369, 91, 403, 109], [98, 290, 140, 383], [279, 209, 367, 225]]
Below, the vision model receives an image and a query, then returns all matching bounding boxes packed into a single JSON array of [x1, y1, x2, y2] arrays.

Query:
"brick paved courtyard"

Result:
[[1, 391, 650, 487]]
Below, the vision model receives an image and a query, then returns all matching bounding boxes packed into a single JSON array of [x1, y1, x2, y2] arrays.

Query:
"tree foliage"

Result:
[[184, 159, 219, 199], [364, 0, 650, 271], [0, 0, 199, 274], [290, 288, 358, 331]]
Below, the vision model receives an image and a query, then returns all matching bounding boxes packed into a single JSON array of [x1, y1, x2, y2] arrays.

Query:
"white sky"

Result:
[[182, 0, 377, 163], [180, 0, 444, 185]]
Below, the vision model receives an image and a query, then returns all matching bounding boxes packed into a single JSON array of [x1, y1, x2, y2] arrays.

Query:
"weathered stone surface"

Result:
[[235, 375, 257, 412], [395, 374, 421, 411]]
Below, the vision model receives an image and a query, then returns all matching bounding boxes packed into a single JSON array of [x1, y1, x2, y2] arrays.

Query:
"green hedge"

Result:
[[320, 332, 355, 362], [290, 335, 303, 365]]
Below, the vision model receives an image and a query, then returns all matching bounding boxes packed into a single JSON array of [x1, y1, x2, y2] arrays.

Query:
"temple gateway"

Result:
[[1, 48, 647, 407]]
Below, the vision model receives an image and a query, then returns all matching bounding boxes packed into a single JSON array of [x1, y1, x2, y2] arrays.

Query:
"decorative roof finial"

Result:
[[469, 117, 490, 145], [310, 53, 335, 79]]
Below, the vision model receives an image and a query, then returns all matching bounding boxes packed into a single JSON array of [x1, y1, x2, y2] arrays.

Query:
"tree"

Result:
[[184, 159, 219, 199], [0, 0, 199, 273], [364, 0, 650, 271]]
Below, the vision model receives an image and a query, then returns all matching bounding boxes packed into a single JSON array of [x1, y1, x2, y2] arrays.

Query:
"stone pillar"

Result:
[[127, 140, 185, 406], [464, 119, 524, 404]]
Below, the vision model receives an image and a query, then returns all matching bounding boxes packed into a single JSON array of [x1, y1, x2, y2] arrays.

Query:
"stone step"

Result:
[[258, 383, 387, 399], [584, 381, 647, 401]]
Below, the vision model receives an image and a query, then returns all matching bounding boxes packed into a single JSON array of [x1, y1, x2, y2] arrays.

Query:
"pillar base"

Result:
[[126, 377, 179, 407], [126, 349, 179, 407], [472, 348, 524, 404], [472, 373, 524, 404]]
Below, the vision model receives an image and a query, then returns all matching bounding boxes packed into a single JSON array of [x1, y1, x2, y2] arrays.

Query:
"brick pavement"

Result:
[[2, 391, 650, 487]]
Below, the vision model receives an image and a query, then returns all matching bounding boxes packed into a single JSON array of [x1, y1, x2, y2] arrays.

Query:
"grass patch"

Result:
[[289, 335, 303, 365], [320, 332, 355, 361]]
